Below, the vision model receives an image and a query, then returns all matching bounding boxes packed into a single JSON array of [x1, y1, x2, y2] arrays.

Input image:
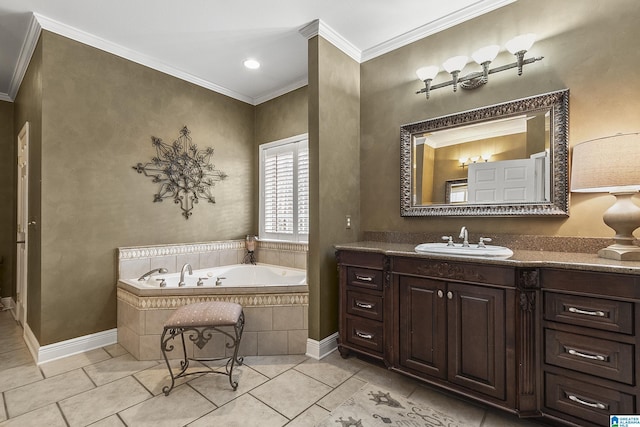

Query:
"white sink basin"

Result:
[[414, 243, 513, 259]]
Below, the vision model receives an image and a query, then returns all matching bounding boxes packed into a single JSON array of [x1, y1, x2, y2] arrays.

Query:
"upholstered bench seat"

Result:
[[164, 301, 243, 328], [160, 301, 244, 395]]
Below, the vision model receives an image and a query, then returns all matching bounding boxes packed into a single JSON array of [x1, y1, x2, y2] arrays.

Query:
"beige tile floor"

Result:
[[0, 310, 547, 426]]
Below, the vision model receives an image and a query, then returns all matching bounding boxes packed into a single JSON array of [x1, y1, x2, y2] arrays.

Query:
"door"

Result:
[[447, 282, 506, 400], [467, 158, 536, 202], [16, 122, 29, 326], [398, 275, 447, 379]]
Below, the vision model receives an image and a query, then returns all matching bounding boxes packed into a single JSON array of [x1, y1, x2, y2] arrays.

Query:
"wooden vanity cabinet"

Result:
[[391, 257, 517, 408], [336, 250, 387, 361], [336, 248, 640, 426], [540, 268, 640, 427]]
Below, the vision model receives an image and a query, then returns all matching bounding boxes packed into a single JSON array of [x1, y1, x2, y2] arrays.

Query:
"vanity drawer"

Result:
[[344, 315, 383, 354], [347, 267, 383, 291], [544, 292, 633, 334], [544, 329, 634, 385], [346, 290, 383, 321], [544, 372, 635, 426]]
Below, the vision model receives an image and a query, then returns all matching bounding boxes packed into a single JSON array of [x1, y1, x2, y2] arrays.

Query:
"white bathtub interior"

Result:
[[129, 264, 307, 288]]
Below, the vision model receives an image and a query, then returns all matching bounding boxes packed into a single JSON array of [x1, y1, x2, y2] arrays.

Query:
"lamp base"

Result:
[[599, 191, 640, 261], [598, 244, 640, 261]]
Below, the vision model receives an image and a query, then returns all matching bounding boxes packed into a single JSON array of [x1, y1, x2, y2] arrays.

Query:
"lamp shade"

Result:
[[416, 66, 439, 81], [443, 56, 468, 73], [571, 133, 640, 193], [505, 33, 536, 54], [472, 45, 500, 64]]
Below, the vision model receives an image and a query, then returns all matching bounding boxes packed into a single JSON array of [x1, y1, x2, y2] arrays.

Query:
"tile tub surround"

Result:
[[117, 239, 308, 279], [116, 240, 309, 361]]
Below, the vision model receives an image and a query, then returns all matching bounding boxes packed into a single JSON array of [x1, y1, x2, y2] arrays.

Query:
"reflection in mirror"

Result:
[[401, 90, 569, 216]]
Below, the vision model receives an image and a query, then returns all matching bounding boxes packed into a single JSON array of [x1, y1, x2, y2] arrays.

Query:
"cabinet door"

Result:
[[399, 275, 447, 379], [447, 282, 506, 400]]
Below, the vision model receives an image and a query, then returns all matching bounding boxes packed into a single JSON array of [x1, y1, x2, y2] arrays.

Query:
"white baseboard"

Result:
[[23, 325, 118, 365], [306, 332, 338, 360], [23, 322, 40, 363]]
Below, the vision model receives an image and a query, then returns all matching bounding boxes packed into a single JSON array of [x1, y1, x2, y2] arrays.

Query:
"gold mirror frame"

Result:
[[400, 89, 569, 217]]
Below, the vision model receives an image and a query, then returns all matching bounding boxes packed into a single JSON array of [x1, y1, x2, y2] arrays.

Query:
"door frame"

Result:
[[16, 121, 29, 326]]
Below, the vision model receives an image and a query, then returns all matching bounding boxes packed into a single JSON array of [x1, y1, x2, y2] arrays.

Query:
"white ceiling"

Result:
[[0, 0, 515, 105]]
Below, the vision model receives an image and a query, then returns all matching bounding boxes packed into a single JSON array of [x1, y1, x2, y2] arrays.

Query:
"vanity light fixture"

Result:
[[415, 33, 543, 99], [460, 154, 492, 168], [571, 133, 640, 260]]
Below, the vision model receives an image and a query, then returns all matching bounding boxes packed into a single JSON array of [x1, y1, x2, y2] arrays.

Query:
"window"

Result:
[[259, 134, 309, 242]]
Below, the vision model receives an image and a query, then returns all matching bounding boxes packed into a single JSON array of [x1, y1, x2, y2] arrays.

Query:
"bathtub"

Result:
[[117, 262, 309, 360], [122, 263, 306, 289]]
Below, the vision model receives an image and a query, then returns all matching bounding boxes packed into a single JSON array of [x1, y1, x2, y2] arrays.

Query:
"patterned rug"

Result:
[[317, 383, 467, 427]]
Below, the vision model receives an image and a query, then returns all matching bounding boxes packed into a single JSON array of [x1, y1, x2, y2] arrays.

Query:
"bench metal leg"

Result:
[[160, 311, 245, 396]]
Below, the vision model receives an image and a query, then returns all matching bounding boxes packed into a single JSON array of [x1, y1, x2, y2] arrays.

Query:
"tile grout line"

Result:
[[55, 401, 71, 427]]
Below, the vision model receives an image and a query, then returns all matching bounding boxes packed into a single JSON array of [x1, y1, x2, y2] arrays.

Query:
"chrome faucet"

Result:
[[179, 263, 192, 287], [138, 267, 168, 281], [459, 226, 470, 247]]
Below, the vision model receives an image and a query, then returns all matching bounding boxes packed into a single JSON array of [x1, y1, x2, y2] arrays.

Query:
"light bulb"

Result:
[[459, 157, 468, 165], [506, 33, 536, 54]]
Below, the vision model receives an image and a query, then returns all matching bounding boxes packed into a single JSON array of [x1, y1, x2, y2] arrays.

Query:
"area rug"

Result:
[[317, 383, 467, 427]]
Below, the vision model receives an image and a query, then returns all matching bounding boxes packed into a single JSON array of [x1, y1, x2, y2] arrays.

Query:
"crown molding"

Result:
[[299, 19, 361, 63], [254, 77, 308, 105], [33, 13, 254, 105], [361, 0, 517, 62], [9, 3, 514, 106], [6, 13, 42, 102]]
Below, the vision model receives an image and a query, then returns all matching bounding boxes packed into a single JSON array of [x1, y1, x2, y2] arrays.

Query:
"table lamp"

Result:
[[571, 133, 640, 260]]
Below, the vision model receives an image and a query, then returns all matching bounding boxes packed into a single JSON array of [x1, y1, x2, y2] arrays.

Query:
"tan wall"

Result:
[[308, 36, 360, 340], [0, 101, 15, 300], [360, 0, 640, 238], [255, 86, 308, 145], [23, 32, 255, 345]]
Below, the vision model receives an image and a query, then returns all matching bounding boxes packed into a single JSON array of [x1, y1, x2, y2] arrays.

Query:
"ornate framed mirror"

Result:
[[400, 89, 569, 216]]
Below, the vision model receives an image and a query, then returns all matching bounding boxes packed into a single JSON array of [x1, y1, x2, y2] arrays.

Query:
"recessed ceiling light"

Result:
[[244, 59, 260, 70]]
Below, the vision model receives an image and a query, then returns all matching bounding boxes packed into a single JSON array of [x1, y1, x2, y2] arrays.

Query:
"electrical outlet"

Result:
[[346, 215, 352, 229]]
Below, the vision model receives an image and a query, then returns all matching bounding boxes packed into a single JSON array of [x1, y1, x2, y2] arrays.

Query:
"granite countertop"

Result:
[[335, 241, 640, 275]]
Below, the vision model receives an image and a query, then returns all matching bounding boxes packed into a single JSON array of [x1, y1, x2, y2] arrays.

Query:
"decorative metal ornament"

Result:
[[133, 126, 227, 219]]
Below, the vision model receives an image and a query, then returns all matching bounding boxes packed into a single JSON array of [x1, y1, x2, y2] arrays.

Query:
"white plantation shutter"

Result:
[[297, 145, 309, 236], [260, 135, 309, 242]]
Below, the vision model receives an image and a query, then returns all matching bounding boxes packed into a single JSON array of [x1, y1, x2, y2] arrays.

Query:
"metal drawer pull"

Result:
[[355, 331, 374, 340], [567, 348, 606, 361], [568, 307, 606, 317], [355, 274, 373, 282], [567, 394, 606, 410], [355, 301, 373, 309]]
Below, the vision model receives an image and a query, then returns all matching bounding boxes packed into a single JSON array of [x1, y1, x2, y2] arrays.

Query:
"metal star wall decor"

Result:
[[133, 126, 227, 219]]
